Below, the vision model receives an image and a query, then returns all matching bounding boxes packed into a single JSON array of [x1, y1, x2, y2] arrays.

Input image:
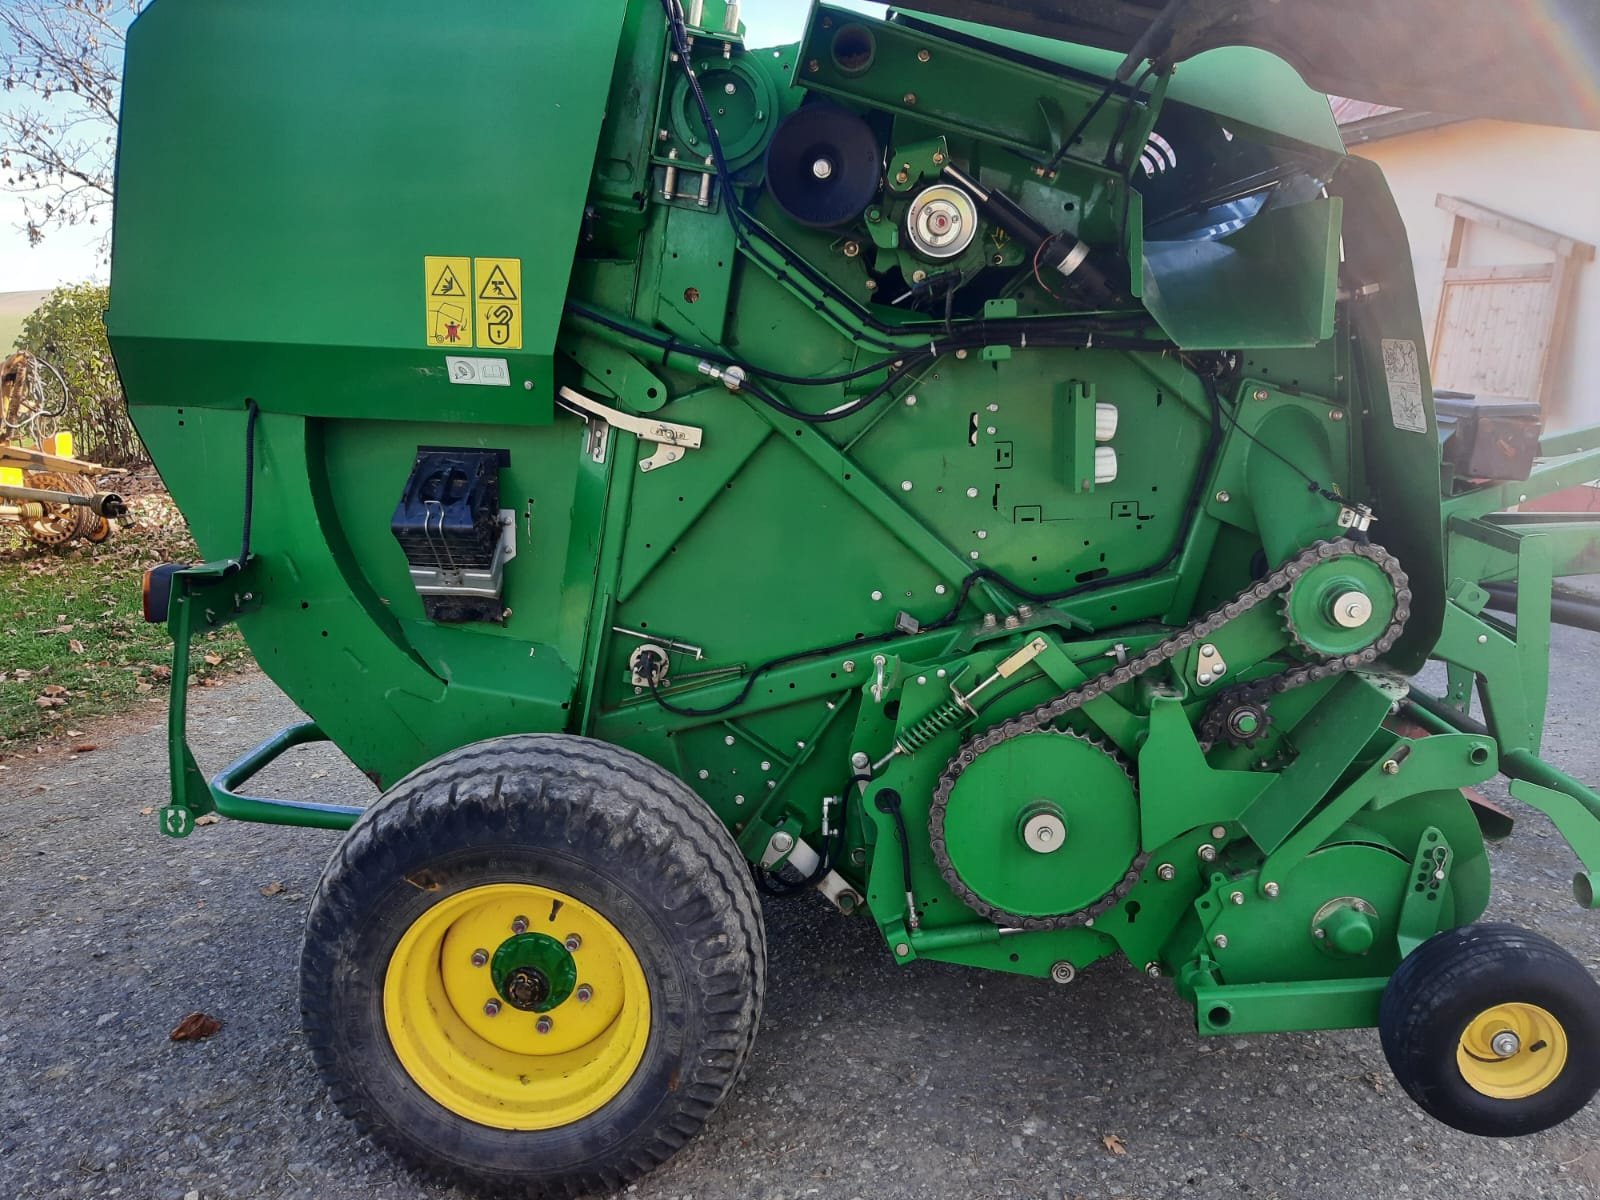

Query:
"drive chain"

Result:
[[928, 538, 1411, 930]]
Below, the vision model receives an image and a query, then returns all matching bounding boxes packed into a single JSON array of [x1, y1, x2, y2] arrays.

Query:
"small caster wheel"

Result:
[[1380, 923, 1600, 1136]]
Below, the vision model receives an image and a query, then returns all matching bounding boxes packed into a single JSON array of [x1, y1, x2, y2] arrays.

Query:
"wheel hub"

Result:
[[384, 882, 650, 1130], [491, 931, 576, 1012], [1456, 1001, 1569, 1099]]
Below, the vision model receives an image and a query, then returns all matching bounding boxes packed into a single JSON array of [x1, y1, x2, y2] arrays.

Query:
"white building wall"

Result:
[[1352, 119, 1600, 430]]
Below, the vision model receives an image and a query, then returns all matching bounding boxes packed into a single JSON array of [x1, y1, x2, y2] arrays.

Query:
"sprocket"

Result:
[[929, 727, 1143, 930]]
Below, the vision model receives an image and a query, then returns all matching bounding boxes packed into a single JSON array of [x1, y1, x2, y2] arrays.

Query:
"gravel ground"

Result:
[[4, 626, 1600, 1200]]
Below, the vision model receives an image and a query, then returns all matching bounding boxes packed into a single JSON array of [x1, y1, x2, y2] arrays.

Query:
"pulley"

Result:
[[905, 183, 978, 259], [764, 103, 881, 228]]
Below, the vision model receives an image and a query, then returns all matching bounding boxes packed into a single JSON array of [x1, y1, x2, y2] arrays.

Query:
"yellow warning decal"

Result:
[[474, 258, 523, 351], [425, 256, 474, 349]]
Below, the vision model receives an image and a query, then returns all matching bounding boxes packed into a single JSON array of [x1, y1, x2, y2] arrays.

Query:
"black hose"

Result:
[[1482, 582, 1600, 634]]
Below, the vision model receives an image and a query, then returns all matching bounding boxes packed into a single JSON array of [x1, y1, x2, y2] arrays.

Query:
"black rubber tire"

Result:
[[299, 734, 766, 1197], [1380, 923, 1600, 1136]]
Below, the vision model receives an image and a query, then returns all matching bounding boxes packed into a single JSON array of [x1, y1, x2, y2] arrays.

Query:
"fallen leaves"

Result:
[[68, 638, 84, 654], [1101, 1133, 1127, 1156], [259, 881, 285, 897], [72, 743, 97, 754], [35, 684, 70, 709], [169, 1012, 223, 1042], [203, 653, 222, 666], [193, 813, 220, 827]]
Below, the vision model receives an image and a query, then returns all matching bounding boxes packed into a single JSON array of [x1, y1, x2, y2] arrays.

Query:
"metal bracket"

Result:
[[1396, 826, 1452, 957], [556, 386, 703, 472], [1338, 503, 1375, 533], [1196, 642, 1228, 687]]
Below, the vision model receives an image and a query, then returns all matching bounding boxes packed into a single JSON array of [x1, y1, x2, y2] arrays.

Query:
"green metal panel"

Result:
[[109, 0, 628, 425]]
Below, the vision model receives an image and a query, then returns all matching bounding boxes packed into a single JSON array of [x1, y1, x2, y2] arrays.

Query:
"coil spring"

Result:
[[895, 698, 968, 755]]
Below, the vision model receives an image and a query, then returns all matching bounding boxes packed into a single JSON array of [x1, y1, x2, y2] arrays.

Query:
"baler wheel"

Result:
[[299, 734, 765, 1196], [1379, 923, 1600, 1136]]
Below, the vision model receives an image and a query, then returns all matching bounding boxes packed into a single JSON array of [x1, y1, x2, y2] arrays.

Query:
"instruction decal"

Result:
[[1381, 338, 1428, 434], [474, 257, 523, 350], [425, 256, 474, 348]]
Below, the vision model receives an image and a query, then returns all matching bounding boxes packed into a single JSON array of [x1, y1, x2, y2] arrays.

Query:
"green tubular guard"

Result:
[[158, 560, 362, 838]]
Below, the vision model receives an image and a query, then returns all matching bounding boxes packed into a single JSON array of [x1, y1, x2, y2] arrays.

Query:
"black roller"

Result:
[[764, 103, 881, 229]]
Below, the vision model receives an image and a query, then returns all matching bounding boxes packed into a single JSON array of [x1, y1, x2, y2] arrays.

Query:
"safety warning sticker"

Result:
[[474, 257, 523, 350], [425, 256, 474, 349], [1382, 338, 1428, 434]]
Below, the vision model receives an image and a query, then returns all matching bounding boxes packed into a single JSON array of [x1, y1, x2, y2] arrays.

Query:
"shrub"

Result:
[[13, 282, 143, 466]]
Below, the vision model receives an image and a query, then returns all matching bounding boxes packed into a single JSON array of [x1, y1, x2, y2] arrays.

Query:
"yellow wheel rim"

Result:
[[384, 883, 651, 1130], [1456, 1002, 1568, 1100]]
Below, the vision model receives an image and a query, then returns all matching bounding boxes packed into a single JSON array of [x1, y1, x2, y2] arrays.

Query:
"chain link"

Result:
[[927, 538, 1411, 930]]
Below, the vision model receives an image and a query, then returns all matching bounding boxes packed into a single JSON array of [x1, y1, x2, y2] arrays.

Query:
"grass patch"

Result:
[[0, 487, 252, 754]]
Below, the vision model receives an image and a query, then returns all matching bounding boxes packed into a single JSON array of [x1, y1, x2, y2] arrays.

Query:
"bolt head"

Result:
[[511, 915, 529, 935], [895, 942, 911, 957], [724, 81, 736, 94], [843, 660, 856, 673], [1215, 490, 1231, 503], [1050, 961, 1076, 984], [902, 92, 917, 105], [842, 239, 860, 257], [1491, 1030, 1521, 1059], [1213, 934, 1229, 950], [917, 48, 931, 61], [576, 984, 594, 1004], [471, 948, 489, 968], [1145, 962, 1162, 978], [1230, 890, 1245, 906], [1382, 759, 1400, 775], [771, 831, 795, 855], [536, 1016, 554, 1034], [1253, 388, 1270, 402], [483, 999, 502, 1017], [1211, 826, 1228, 840], [1197, 843, 1218, 862], [1157, 863, 1176, 881], [1264, 881, 1280, 899], [564, 934, 583, 952]]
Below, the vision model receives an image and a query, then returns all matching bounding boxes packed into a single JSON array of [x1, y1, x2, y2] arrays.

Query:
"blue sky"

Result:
[[0, 0, 883, 292]]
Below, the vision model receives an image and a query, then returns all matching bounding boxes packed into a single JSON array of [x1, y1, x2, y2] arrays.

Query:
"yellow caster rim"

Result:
[[384, 882, 651, 1130], [1456, 1001, 1568, 1100]]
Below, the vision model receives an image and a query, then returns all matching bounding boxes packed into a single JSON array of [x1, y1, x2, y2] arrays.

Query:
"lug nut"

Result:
[[564, 934, 583, 952], [536, 1016, 553, 1034], [511, 915, 529, 934], [576, 984, 594, 1004], [471, 948, 489, 968], [1491, 1030, 1521, 1059], [483, 999, 502, 1017]]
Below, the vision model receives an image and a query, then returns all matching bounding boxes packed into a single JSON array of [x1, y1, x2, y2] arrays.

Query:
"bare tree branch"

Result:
[[1, 0, 142, 247]]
